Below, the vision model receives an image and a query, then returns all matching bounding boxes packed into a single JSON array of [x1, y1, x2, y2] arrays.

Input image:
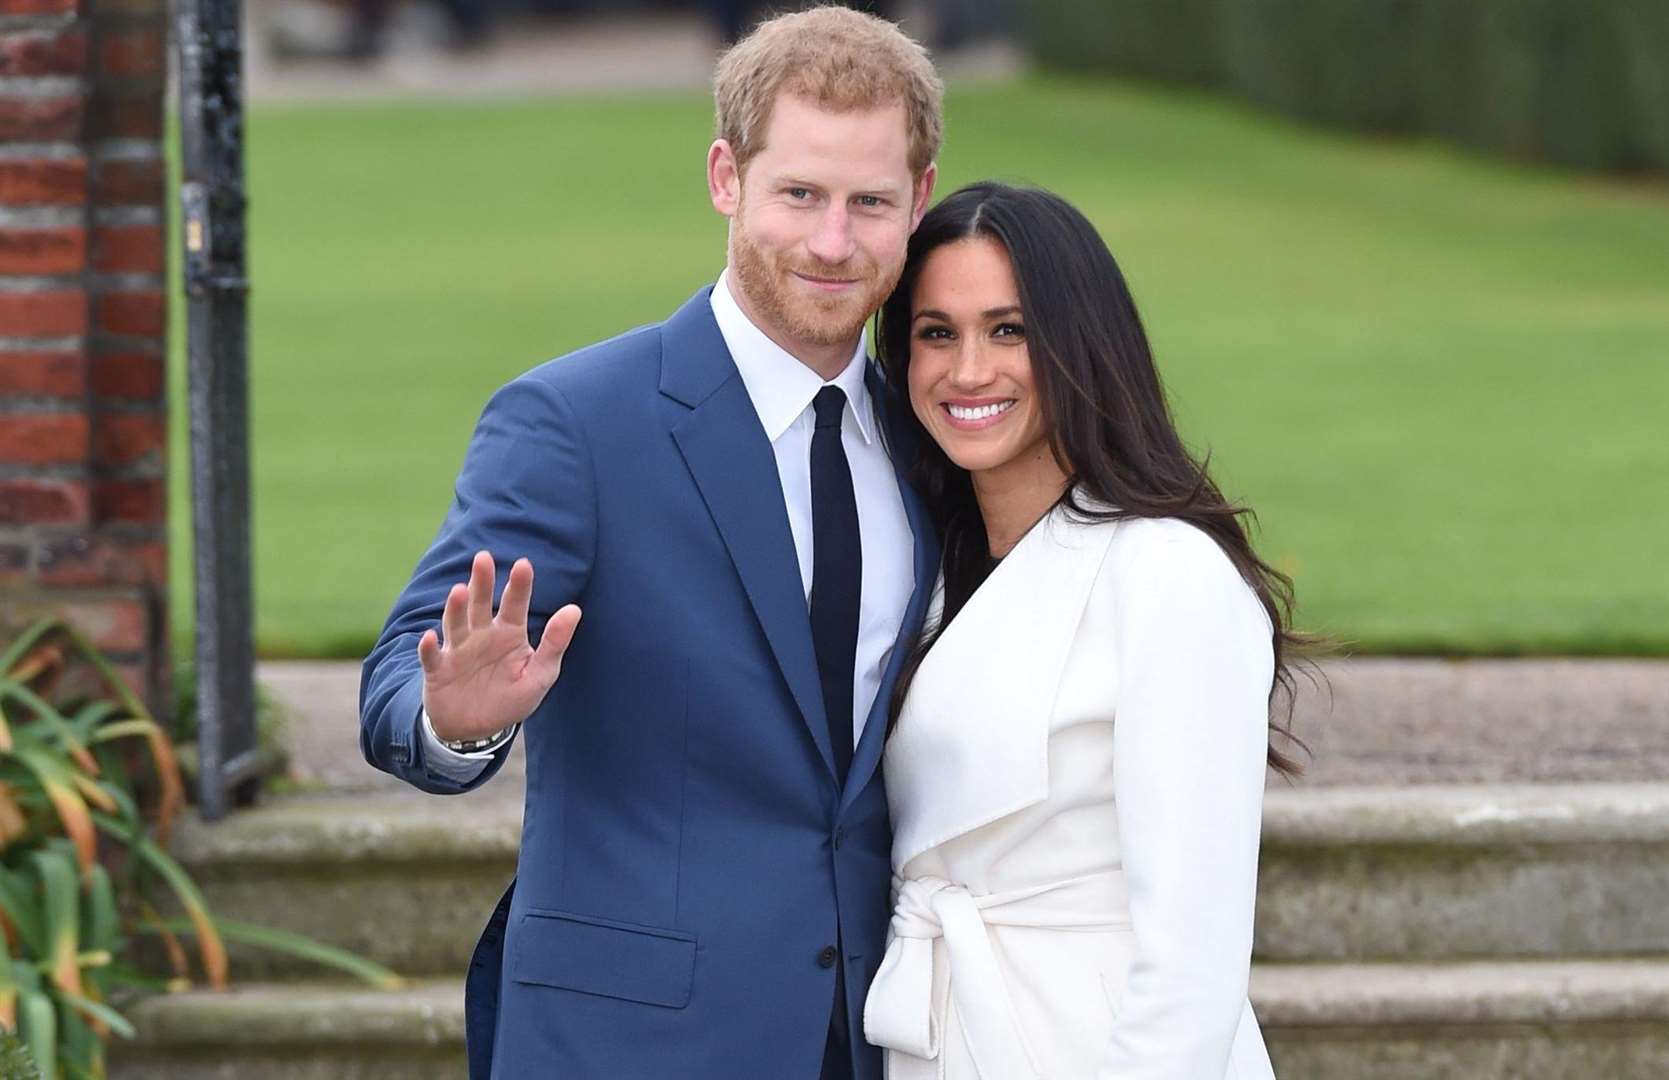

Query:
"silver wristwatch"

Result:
[[441, 724, 518, 754]]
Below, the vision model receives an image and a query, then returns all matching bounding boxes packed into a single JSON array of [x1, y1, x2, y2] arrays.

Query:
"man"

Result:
[[358, 8, 942, 1078]]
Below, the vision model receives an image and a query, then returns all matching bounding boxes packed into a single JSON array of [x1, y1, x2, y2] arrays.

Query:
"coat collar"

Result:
[[884, 503, 1120, 870]]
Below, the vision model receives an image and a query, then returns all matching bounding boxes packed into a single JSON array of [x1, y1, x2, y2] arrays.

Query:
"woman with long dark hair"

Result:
[[861, 182, 1302, 1079]]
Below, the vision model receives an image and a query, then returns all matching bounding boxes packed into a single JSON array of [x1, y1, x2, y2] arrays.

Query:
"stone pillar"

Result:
[[0, 0, 168, 708]]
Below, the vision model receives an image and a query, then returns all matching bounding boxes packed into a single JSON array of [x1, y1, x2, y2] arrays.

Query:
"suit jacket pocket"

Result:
[[511, 908, 697, 1009]]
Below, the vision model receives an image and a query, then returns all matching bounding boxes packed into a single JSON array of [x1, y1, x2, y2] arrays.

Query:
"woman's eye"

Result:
[[993, 322, 1026, 339], [915, 325, 952, 341]]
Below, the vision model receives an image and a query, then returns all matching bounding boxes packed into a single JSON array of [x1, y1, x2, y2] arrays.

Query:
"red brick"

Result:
[[0, 592, 148, 652], [0, 0, 77, 13], [0, 28, 87, 77], [90, 158, 158, 205], [92, 223, 159, 274], [0, 159, 87, 206], [96, 27, 161, 80], [0, 412, 88, 464], [89, 351, 160, 399], [0, 478, 88, 525], [0, 291, 87, 337], [0, 351, 85, 397], [0, 539, 30, 583], [93, 290, 162, 337], [92, 476, 160, 523], [0, 226, 86, 275], [0, 95, 83, 142], [85, 91, 159, 141], [37, 533, 165, 586], [0, 0, 76, 13], [91, 411, 161, 467]]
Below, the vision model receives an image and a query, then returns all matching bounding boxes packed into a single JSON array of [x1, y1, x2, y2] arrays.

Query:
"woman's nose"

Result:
[[947, 343, 995, 389]]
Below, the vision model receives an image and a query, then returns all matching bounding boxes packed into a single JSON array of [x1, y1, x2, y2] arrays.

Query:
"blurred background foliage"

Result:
[[164, 4, 1669, 661], [1030, 0, 1669, 172]]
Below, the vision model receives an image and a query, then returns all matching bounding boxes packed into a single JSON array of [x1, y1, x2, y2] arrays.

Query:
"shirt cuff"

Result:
[[419, 708, 516, 783]]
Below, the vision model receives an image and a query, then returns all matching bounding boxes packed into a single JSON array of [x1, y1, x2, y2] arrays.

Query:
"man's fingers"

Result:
[[531, 604, 582, 683], [417, 628, 441, 674], [441, 582, 469, 647], [467, 550, 496, 630], [497, 558, 534, 632]]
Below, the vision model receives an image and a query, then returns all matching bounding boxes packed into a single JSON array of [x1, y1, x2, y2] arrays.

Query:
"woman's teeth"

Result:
[[946, 400, 1016, 421]]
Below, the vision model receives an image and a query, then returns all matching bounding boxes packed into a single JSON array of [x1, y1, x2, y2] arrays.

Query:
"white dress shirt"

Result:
[[420, 271, 916, 781]]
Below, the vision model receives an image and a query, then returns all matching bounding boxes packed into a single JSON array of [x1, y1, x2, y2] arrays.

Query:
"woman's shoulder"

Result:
[[1100, 515, 1261, 607]]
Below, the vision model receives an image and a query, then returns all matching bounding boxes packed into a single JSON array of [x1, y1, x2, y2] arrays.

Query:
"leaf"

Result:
[[16, 987, 54, 1080], [0, 867, 44, 960], [89, 813, 227, 989], [27, 849, 82, 998], [0, 949, 17, 1032], [77, 867, 119, 958], [134, 901, 189, 986], [0, 782, 27, 846], [157, 916, 407, 991], [0, 620, 65, 675], [49, 986, 131, 1041], [87, 719, 184, 844], [6, 748, 97, 874], [0, 679, 98, 775]]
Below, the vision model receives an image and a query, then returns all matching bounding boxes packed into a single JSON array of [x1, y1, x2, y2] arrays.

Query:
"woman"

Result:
[[862, 183, 1305, 1079]]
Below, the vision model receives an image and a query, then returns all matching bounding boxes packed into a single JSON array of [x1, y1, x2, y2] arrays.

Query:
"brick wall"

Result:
[[0, 0, 167, 707]]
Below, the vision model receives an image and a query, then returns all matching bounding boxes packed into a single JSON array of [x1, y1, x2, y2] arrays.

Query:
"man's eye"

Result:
[[787, 188, 811, 200], [856, 195, 883, 208]]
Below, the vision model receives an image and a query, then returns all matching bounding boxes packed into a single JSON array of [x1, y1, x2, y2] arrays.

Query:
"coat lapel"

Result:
[[841, 365, 939, 816], [662, 289, 835, 779], [884, 507, 1119, 870]]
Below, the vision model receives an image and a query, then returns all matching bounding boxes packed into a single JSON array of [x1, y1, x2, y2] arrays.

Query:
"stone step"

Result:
[[256, 657, 1669, 793], [1255, 782, 1669, 962], [109, 959, 1669, 1079], [164, 782, 1669, 978]]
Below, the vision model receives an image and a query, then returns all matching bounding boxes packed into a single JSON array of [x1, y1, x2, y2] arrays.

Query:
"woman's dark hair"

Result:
[[879, 182, 1311, 776]]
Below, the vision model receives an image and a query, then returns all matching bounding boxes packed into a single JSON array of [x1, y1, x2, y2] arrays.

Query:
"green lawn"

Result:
[[167, 75, 1669, 658]]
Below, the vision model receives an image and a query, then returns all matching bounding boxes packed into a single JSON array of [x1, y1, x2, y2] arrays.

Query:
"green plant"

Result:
[[0, 619, 403, 1078]]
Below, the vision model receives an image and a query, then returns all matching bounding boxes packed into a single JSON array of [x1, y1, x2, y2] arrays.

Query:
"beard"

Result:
[[729, 205, 902, 351]]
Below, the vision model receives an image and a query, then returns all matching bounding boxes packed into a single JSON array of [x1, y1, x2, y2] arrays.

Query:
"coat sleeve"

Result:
[[358, 373, 597, 795], [1097, 522, 1273, 1078]]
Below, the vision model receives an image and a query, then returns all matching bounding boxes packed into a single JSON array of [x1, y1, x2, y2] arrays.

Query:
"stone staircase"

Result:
[[109, 659, 1669, 1079]]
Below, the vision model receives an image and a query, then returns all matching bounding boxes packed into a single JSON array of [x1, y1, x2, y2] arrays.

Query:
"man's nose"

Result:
[[806, 206, 856, 266]]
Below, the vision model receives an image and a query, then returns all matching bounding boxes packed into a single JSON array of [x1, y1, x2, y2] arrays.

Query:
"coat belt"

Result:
[[864, 869, 1132, 1079]]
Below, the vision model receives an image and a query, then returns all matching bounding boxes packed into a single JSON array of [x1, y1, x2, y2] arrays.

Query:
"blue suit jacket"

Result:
[[359, 288, 938, 1079]]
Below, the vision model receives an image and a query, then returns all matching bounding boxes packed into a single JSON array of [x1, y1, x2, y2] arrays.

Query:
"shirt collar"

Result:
[[710, 270, 877, 446]]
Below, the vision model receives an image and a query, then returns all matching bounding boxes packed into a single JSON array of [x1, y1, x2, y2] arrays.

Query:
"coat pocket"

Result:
[[511, 908, 697, 1009]]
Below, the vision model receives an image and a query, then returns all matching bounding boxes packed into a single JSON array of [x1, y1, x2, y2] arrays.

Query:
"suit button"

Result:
[[818, 945, 837, 968], [833, 826, 847, 849]]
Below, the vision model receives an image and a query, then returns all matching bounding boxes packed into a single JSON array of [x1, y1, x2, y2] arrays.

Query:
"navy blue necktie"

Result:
[[809, 385, 860, 786]]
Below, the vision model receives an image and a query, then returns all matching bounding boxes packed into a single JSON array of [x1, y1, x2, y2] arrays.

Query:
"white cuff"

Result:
[[419, 709, 515, 783]]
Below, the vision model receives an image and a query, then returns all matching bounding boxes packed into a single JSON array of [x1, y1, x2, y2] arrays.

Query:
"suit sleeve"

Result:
[[1097, 524, 1273, 1078], [358, 374, 597, 795]]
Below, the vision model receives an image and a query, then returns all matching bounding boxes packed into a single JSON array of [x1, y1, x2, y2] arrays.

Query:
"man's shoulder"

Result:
[[517, 320, 665, 401]]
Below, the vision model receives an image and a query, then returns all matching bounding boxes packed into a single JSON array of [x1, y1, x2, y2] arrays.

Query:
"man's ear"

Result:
[[709, 140, 742, 216], [909, 163, 938, 231]]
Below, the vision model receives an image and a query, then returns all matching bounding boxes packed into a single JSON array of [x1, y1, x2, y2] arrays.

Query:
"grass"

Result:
[[166, 75, 1669, 658]]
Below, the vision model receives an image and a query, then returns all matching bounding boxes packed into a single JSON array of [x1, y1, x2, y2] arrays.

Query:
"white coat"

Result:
[[864, 504, 1278, 1079]]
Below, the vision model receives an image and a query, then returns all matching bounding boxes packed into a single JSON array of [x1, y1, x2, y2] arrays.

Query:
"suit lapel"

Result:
[[662, 290, 836, 780], [841, 365, 940, 817]]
